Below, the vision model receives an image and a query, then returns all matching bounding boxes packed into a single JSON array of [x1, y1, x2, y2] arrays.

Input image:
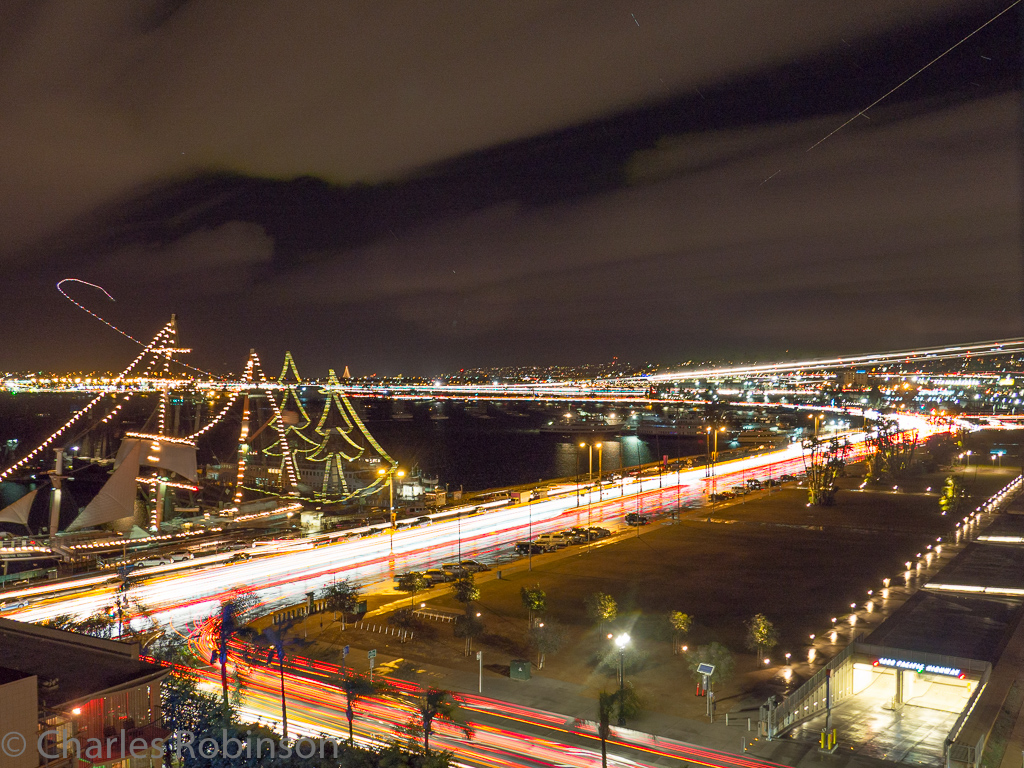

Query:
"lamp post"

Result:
[[378, 467, 405, 554], [575, 448, 581, 508], [675, 460, 681, 521], [615, 633, 630, 726], [528, 495, 533, 572], [580, 442, 602, 531]]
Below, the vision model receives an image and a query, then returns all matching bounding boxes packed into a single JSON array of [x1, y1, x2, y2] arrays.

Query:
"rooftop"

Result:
[[0, 617, 167, 708], [864, 590, 1021, 664]]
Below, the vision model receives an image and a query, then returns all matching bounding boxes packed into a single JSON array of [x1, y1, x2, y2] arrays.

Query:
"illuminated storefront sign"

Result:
[[873, 658, 964, 678]]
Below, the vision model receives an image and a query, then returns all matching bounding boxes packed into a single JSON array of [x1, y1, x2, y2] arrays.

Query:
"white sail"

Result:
[[115, 437, 197, 482], [67, 442, 142, 531], [0, 489, 37, 529]]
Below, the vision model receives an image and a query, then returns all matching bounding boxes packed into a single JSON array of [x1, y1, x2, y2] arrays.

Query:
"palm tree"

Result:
[[210, 599, 251, 712], [416, 687, 472, 754], [260, 623, 295, 739], [242, 618, 297, 739], [337, 673, 396, 744], [598, 691, 616, 768]]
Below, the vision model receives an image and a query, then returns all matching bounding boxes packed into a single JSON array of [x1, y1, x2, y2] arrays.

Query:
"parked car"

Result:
[[535, 533, 568, 549], [167, 550, 194, 562], [423, 569, 452, 585], [779, 474, 796, 482], [746, 479, 762, 490], [515, 541, 545, 555], [460, 560, 490, 572], [587, 526, 611, 539], [441, 563, 468, 578], [138, 556, 172, 567], [227, 552, 251, 563], [625, 513, 649, 526]]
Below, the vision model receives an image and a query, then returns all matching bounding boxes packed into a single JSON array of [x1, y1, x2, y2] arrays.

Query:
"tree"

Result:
[[597, 684, 643, 766], [246, 619, 298, 739], [939, 475, 965, 516], [585, 592, 617, 632], [449, 573, 480, 606], [865, 418, 918, 484], [161, 672, 226, 751], [43, 612, 114, 638], [416, 688, 473, 755], [745, 613, 779, 663], [803, 436, 850, 506], [454, 610, 484, 655], [528, 620, 564, 669], [388, 607, 419, 641], [320, 579, 360, 629], [668, 611, 692, 654], [597, 691, 616, 768], [520, 584, 546, 626], [687, 643, 735, 687], [338, 672, 397, 744], [397, 572, 428, 607], [210, 598, 254, 713], [616, 682, 644, 727]]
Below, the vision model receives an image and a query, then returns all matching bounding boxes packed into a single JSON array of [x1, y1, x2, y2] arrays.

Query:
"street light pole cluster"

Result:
[[378, 466, 406, 554], [705, 426, 726, 509]]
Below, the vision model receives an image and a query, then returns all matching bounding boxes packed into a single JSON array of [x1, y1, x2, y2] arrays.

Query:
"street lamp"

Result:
[[615, 632, 630, 726], [575, 447, 581, 508], [378, 467, 405, 554]]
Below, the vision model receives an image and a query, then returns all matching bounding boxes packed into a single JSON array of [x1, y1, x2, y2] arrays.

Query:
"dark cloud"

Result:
[[0, 1, 1019, 374]]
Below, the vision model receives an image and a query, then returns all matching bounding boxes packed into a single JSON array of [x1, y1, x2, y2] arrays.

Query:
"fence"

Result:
[[772, 638, 860, 736], [413, 607, 460, 623]]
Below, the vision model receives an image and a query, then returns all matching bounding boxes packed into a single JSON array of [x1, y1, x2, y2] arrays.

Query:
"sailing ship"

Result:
[[0, 322, 400, 553]]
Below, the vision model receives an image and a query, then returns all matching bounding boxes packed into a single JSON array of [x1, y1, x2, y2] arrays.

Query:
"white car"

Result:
[[167, 551, 194, 562], [137, 556, 172, 567]]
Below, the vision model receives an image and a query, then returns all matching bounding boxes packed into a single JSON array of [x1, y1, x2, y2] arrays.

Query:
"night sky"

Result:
[[1, 1, 1020, 376]]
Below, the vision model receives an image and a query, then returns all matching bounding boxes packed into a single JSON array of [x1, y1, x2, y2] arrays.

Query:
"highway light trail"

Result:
[[2, 416, 940, 631], [184, 621, 790, 768]]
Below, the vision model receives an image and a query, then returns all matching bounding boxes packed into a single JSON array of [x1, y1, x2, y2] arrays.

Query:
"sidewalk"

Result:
[[299, 625, 896, 768]]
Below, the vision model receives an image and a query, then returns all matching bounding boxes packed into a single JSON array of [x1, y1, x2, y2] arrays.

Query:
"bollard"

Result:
[[725, 713, 729, 726], [748, 718, 751, 731]]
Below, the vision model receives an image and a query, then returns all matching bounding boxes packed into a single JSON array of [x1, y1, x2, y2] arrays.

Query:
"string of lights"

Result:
[[185, 393, 239, 439], [57, 279, 228, 381]]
